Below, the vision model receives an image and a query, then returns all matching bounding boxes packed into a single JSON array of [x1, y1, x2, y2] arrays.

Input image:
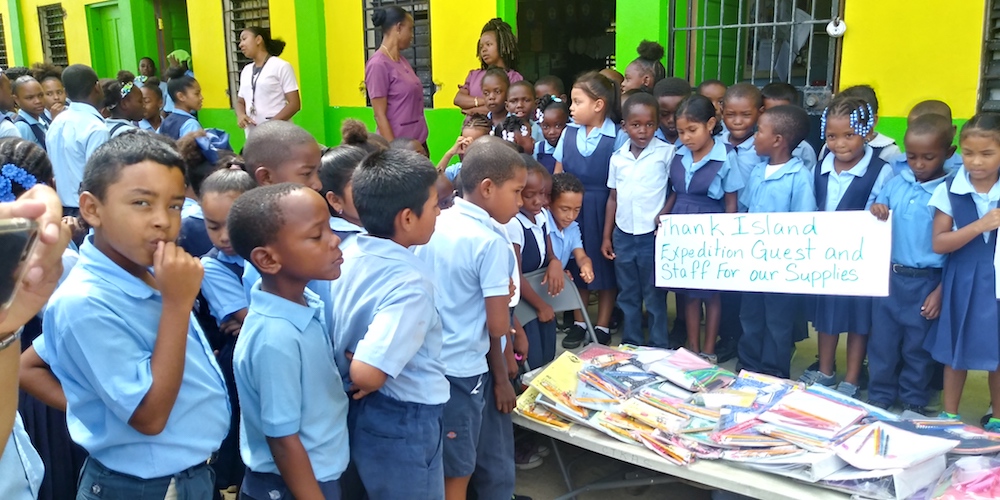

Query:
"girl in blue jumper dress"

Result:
[[799, 97, 893, 399], [554, 72, 628, 345], [319, 145, 368, 252], [660, 94, 744, 363], [534, 94, 569, 174], [927, 113, 1000, 429]]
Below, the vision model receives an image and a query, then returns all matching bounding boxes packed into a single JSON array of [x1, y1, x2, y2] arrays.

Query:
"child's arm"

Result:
[[511, 316, 528, 365], [572, 248, 595, 284], [220, 308, 248, 336], [130, 242, 204, 435], [437, 137, 467, 172], [921, 283, 943, 320], [602, 189, 617, 260], [19, 346, 66, 411], [486, 336, 516, 414], [724, 191, 738, 214], [541, 233, 564, 296], [659, 192, 677, 221], [932, 208, 1000, 254], [515, 245, 555, 323], [870, 203, 890, 221], [554, 161, 563, 174], [266, 435, 325, 500], [485, 296, 511, 338]]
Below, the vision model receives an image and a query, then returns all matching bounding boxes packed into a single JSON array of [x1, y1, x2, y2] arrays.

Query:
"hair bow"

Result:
[[0, 164, 38, 202]]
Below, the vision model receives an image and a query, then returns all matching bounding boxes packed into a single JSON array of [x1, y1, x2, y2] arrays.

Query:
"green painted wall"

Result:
[[323, 106, 465, 163], [615, 0, 669, 72], [291, 0, 328, 144], [7, 0, 26, 66]]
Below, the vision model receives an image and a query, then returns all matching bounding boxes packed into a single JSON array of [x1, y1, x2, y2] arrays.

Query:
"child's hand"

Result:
[[220, 318, 242, 336], [980, 209, 1000, 233], [512, 325, 529, 360], [870, 203, 890, 221], [494, 375, 516, 414], [537, 303, 555, 323], [508, 278, 516, 301], [565, 269, 574, 282], [542, 263, 565, 296], [154, 241, 203, 307], [579, 261, 595, 284], [601, 238, 615, 260], [921, 284, 943, 320]]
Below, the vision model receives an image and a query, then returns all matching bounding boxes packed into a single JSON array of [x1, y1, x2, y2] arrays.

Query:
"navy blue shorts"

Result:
[[442, 374, 486, 478], [469, 370, 515, 500], [240, 470, 340, 500], [353, 391, 445, 500], [77, 457, 215, 500]]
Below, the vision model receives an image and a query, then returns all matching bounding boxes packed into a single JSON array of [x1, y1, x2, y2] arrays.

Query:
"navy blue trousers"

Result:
[[613, 229, 668, 347], [469, 371, 514, 500], [739, 293, 801, 379], [523, 318, 557, 369]]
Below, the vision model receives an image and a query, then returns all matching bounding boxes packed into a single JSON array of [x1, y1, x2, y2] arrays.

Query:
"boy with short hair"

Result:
[[414, 136, 527, 500], [11, 76, 47, 149], [898, 100, 963, 173], [160, 76, 204, 140], [761, 82, 818, 172], [738, 105, 817, 379], [722, 83, 765, 183], [46, 64, 109, 214], [330, 149, 446, 499], [228, 183, 349, 499], [652, 77, 691, 146], [697, 79, 727, 126], [40, 133, 230, 498]]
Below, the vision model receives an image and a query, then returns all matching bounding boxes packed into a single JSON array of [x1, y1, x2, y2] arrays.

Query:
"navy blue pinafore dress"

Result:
[[519, 218, 558, 368], [562, 126, 618, 291], [535, 141, 557, 175], [810, 155, 886, 335], [924, 176, 1000, 370]]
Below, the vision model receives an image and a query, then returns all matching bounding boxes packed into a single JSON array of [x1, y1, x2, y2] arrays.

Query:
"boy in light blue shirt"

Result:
[[738, 106, 817, 379], [414, 136, 526, 499], [40, 133, 230, 498], [229, 183, 349, 499], [761, 82, 818, 172], [330, 149, 447, 500], [721, 83, 765, 184]]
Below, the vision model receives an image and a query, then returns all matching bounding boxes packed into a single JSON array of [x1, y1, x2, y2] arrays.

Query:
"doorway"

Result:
[[516, 0, 617, 86], [86, 2, 124, 78], [153, 0, 192, 77]]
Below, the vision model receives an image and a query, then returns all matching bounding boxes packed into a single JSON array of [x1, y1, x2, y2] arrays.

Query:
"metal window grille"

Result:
[[0, 15, 9, 70], [362, 1, 433, 108], [222, 0, 269, 108], [668, 0, 843, 114], [980, 1, 1000, 111], [38, 4, 68, 67]]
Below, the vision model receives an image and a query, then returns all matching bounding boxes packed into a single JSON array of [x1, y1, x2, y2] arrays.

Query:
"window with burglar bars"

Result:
[[980, 2, 1000, 111], [362, 1, 433, 108], [38, 4, 68, 67], [668, 0, 842, 115], [222, 0, 269, 109], [0, 16, 9, 70]]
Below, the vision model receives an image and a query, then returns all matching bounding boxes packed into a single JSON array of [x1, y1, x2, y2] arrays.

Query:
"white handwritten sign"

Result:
[[655, 212, 891, 296]]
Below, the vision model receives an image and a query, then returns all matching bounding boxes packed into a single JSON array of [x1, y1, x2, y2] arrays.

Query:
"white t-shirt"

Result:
[[765, 162, 787, 179], [237, 57, 298, 131]]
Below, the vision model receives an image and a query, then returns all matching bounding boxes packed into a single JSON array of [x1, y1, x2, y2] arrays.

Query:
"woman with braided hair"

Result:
[[454, 18, 523, 115]]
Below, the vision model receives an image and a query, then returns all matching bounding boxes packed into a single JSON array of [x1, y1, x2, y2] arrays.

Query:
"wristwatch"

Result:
[[0, 326, 23, 351]]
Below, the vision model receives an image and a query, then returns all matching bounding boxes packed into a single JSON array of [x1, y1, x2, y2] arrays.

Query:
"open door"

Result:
[[86, 2, 125, 78], [157, 0, 191, 70]]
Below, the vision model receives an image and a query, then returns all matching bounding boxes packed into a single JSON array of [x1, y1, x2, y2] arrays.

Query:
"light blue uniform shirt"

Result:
[[672, 137, 745, 200], [546, 209, 583, 268], [181, 197, 202, 220], [242, 265, 333, 330], [721, 131, 762, 183], [46, 102, 109, 207], [444, 161, 462, 183], [106, 118, 138, 138], [39, 236, 230, 479], [929, 165, 1000, 243], [138, 118, 159, 133], [876, 169, 947, 268], [329, 217, 366, 254], [414, 197, 512, 377], [793, 140, 818, 172], [330, 236, 449, 405], [553, 117, 629, 162], [0, 415, 44, 500], [820, 145, 894, 212], [889, 152, 963, 175], [235, 284, 349, 482], [0, 111, 19, 138], [201, 251, 247, 324], [170, 109, 204, 137], [14, 110, 47, 147], [741, 157, 817, 213]]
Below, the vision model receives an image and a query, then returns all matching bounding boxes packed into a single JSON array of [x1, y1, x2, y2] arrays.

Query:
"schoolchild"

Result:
[[228, 183, 349, 499], [413, 136, 526, 500], [721, 83, 765, 183], [138, 78, 164, 133], [697, 79, 727, 126], [30, 63, 67, 124], [534, 75, 567, 103], [507, 80, 542, 143], [799, 97, 894, 398], [159, 76, 204, 140], [652, 77, 692, 146], [533, 95, 569, 174], [926, 112, 1000, 429], [836, 85, 901, 162], [603, 91, 673, 348], [40, 133, 230, 499], [45, 64, 109, 215], [893, 100, 964, 174], [454, 18, 523, 115], [176, 133, 235, 257], [621, 41, 666, 94], [866, 113, 954, 414], [102, 78, 144, 138], [554, 71, 628, 348], [660, 94, 744, 363], [760, 82, 818, 172], [319, 145, 369, 251], [493, 114, 535, 154], [548, 172, 596, 280], [437, 172, 456, 210], [0, 71, 19, 138], [482, 67, 511, 129], [438, 114, 492, 181], [738, 105, 816, 379], [328, 149, 445, 499], [11, 76, 48, 149]]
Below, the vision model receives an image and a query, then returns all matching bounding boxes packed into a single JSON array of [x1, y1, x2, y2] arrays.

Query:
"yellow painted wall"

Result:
[[268, 0, 299, 96], [186, 0, 229, 109], [18, 0, 112, 66], [0, 3, 12, 64], [326, 0, 364, 106], [840, 0, 986, 119]]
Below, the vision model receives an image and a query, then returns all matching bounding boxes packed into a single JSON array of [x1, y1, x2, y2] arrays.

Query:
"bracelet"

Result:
[[474, 97, 479, 107], [0, 326, 23, 352]]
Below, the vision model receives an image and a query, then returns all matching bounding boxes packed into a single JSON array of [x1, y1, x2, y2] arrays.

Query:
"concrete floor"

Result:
[[511, 297, 993, 500]]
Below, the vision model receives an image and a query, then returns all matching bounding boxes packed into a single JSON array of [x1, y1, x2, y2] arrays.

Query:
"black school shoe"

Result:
[[715, 337, 738, 363], [561, 324, 587, 349], [596, 328, 611, 346], [903, 404, 931, 417]]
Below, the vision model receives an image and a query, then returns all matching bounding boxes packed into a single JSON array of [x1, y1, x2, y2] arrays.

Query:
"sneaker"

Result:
[[902, 404, 930, 417], [859, 359, 870, 390], [561, 325, 586, 349], [513, 495, 533, 500], [798, 369, 837, 387], [536, 443, 550, 458], [806, 359, 836, 373], [866, 400, 891, 410], [514, 443, 543, 470], [985, 418, 1000, 433], [595, 328, 611, 346], [835, 381, 860, 399], [981, 407, 993, 428], [937, 411, 960, 420], [699, 352, 718, 365]]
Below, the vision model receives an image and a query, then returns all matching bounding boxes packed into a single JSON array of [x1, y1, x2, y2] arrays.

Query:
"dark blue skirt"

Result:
[[925, 256, 1000, 370], [572, 188, 616, 291], [812, 295, 872, 335]]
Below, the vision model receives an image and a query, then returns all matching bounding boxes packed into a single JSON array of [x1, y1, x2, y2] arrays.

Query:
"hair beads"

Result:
[[821, 100, 875, 140]]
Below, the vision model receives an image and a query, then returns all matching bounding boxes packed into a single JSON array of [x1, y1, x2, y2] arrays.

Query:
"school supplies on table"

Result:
[[835, 421, 958, 471], [577, 343, 636, 367], [929, 456, 1000, 500], [530, 351, 588, 418], [647, 347, 735, 392], [514, 387, 572, 431], [619, 398, 689, 433], [759, 389, 867, 441], [637, 430, 697, 466], [887, 419, 1000, 455], [740, 450, 849, 483], [577, 359, 662, 399]]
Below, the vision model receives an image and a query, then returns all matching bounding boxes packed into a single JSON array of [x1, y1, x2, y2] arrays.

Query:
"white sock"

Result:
[[596, 326, 609, 334], [574, 321, 586, 329]]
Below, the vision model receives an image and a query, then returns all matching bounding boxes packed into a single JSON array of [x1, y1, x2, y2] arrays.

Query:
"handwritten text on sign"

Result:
[[654, 211, 891, 296]]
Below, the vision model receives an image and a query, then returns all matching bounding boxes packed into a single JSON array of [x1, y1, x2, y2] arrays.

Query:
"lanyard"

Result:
[[249, 56, 271, 116]]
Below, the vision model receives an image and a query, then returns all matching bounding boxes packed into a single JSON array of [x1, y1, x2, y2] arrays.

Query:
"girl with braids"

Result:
[[101, 78, 145, 138], [454, 18, 523, 115], [798, 96, 894, 399], [438, 114, 492, 180], [621, 40, 666, 94], [535, 94, 570, 173], [491, 114, 534, 154], [927, 112, 1000, 426]]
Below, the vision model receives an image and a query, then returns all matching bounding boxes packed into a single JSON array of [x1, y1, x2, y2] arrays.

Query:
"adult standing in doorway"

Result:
[[453, 18, 523, 115], [236, 27, 300, 136], [364, 6, 428, 151]]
